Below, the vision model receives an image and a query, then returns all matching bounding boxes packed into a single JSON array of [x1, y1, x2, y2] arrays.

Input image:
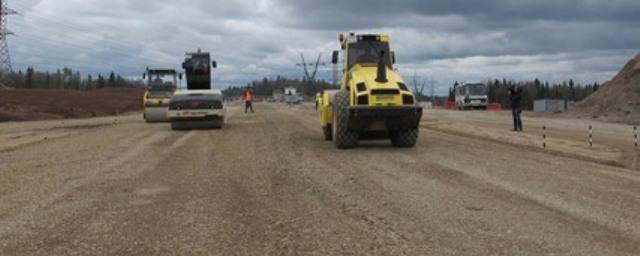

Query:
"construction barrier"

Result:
[[487, 103, 502, 111], [445, 102, 502, 111]]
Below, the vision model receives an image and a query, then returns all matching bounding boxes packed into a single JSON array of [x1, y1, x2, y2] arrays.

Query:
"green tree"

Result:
[[87, 75, 93, 90], [569, 79, 575, 100], [45, 72, 51, 89], [97, 74, 105, 89], [25, 67, 34, 89], [108, 72, 116, 88]]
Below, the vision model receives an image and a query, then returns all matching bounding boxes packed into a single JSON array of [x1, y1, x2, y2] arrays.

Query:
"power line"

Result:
[[10, 2, 180, 62], [14, 28, 176, 65], [11, 20, 178, 63], [8, 2, 181, 74], [10, 24, 178, 74], [8, 31, 166, 74]]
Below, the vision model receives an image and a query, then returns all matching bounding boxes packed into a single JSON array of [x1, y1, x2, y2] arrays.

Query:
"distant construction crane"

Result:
[[0, 0, 17, 88]]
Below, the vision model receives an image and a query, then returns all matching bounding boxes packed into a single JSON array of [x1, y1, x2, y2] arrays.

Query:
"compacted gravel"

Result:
[[1, 103, 639, 255]]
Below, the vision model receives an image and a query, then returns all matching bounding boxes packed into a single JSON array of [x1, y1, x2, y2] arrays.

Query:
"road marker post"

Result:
[[589, 125, 593, 148], [634, 126, 638, 148], [543, 125, 547, 149]]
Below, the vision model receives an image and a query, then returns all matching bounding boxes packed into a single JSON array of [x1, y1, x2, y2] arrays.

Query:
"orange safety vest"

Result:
[[244, 90, 254, 101]]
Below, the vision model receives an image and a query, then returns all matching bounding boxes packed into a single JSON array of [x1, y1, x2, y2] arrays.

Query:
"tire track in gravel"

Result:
[[422, 130, 640, 238], [3, 105, 640, 255], [0, 121, 194, 253], [276, 104, 640, 255]]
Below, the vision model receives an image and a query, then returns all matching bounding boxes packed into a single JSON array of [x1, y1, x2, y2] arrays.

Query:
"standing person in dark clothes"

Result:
[[509, 86, 523, 131]]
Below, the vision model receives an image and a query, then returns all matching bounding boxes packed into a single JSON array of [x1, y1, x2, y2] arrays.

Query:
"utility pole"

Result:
[[427, 78, 436, 103], [0, 0, 17, 88]]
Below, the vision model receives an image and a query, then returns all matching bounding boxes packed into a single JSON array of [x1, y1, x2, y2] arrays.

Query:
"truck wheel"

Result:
[[390, 128, 419, 148], [332, 91, 359, 149], [323, 125, 333, 141]]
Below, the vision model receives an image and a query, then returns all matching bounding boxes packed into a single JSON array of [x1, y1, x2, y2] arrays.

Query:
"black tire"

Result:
[[332, 91, 359, 149], [390, 128, 419, 148], [323, 125, 333, 141], [171, 123, 179, 130], [213, 117, 224, 129]]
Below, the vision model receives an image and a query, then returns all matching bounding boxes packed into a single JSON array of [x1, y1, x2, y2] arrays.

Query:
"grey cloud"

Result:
[[277, 0, 640, 28], [5, 0, 640, 92]]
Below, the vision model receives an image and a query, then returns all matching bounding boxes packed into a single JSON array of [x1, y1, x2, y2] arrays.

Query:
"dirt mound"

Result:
[[572, 54, 640, 124], [0, 88, 144, 122]]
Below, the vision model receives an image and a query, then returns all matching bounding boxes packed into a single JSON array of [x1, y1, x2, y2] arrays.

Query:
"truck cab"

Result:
[[182, 49, 217, 90], [336, 34, 416, 107]]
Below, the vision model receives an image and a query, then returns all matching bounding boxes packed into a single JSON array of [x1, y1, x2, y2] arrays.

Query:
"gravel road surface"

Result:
[[1, 104, 639, 255]]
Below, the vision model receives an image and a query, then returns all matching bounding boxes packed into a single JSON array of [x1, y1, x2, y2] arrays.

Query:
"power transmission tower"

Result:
[[0, 0, 17, 88], [297, 53, 325, 83], [296, 53, 325, 95]]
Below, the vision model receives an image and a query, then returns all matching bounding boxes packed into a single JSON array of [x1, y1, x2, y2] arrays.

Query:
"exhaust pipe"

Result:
[[375, 50, 388, 83]]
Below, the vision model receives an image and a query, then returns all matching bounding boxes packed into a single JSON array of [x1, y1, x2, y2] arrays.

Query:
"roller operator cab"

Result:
[[142, 68, 179, 122], [318, 33, 423, 149], [182, 49, 217, 90]]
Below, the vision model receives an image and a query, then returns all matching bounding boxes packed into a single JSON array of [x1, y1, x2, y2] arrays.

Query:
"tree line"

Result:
[[446, 78, 601, 110], [3, 67, 143, 90], [222, 76, 338, 98], [223, 75, 602, 111], [5, 67, 604, 111]]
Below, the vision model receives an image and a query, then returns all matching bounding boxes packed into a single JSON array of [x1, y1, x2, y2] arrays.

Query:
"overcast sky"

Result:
[[8, 0, 640, 94]]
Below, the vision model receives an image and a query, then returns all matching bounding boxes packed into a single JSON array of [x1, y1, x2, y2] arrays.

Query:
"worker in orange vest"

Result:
[[243, 86, 255, 113]]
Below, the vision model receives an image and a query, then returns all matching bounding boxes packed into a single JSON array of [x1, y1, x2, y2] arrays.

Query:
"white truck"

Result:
[[455, 82, 488, 110], [284, 87, 301, 104]]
